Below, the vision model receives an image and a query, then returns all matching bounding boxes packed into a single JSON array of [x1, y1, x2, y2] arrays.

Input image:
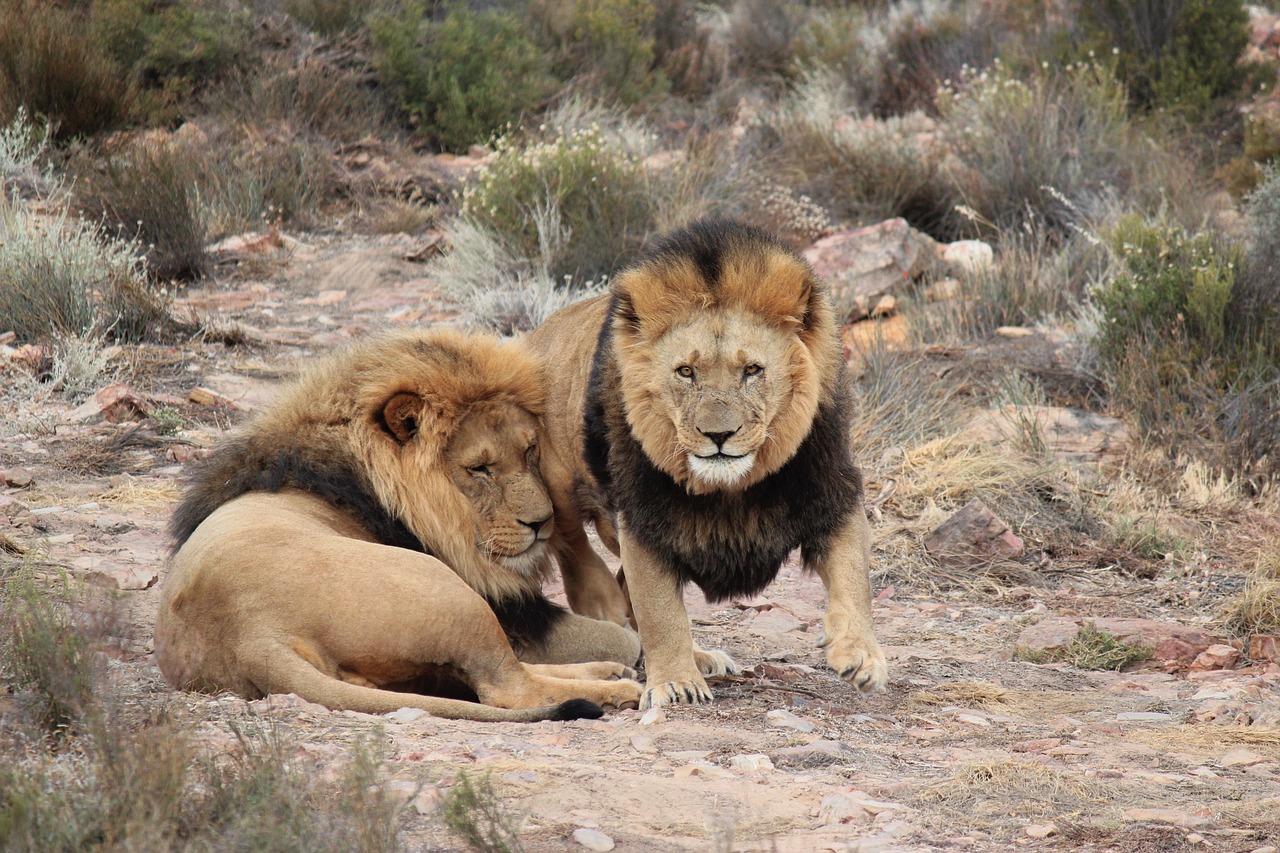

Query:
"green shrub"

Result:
[[459, 119, 652, 281], [441, 772, 524, 853], [534, 0, 666, 105], [75, 141, 209, 281], [0, 195, 169, 342], [938, 60, 1137, 239], [747, 72, 953, 235], [0, 0, 137, 140], [372, 2, 555, 153], [285, 0, 374, 37], [1078, 0, 1251, 112]]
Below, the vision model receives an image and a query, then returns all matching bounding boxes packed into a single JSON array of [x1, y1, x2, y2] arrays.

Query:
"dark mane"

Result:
[[168, 436, 425, 556]]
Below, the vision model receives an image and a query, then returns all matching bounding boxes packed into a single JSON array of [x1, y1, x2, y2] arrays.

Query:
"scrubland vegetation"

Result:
[[4, 0, 1280, 847]]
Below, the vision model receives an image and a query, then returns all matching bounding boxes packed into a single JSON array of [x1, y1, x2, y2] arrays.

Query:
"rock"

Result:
[[385, 707, 428, 724], [3, 468, 32, 488], [87, 566, 158, 591], [412, 787, 442, 815], [1250, 635, 1280, 663], [1015, 616, 1219, 668], [1024, 823, 1058, 839], [380, 780, 419, 809], [924, 499, 1025, 566], [964, 405, 1129, 466], [207, 229, 285, 259], [630, 735, 657, 754], [188, 386, 245, 410], [771, 740, 854, 768], [941, 239, 994, 273], [69, 383, 152, 424], [729, 753, 775, 772], [639, 707, 665, 725], [1116, 712, 1173, 723], [1221, 748, 1267, 768], [818, 792, 867, 826], [1013, 738, 1064, 753], [766, 708, 816, 732], [922, 277, 962, 302], [673, 761, 736, 779], [1189, 644, 1241, 672], [92, 515, 136, 535], [1123, 807, 1212, 828], [995, 325, 1035, 338], [804, 218, 939, 322], [572, 828, 615, 851]]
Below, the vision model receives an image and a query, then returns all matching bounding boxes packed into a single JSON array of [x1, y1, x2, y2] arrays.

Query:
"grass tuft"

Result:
[[1019, 622, 1153, 671], [441, 771, 525, 853]]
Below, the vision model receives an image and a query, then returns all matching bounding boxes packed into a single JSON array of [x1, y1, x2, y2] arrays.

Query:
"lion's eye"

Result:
[[467, 464, 491, 477], [743, 364, 763, 378], [675, 365, 695, 380]]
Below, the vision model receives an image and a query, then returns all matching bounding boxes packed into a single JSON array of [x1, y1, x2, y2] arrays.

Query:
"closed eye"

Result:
[[467, 464, 491, 477]]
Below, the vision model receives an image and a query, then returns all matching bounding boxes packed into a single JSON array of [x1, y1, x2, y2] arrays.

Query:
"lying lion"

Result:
[[154, 329, 641, 722], [528, 219, 888, 709]]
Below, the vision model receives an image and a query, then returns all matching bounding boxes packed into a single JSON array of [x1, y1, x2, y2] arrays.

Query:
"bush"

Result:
[[459, 115, 653, 282], [91, 0, 254, 91], [0, 107, 55, 199], [0, 0, 137, 140], [285, 0, 374, 37], [372, 2, 555, 153], [1078, 0, 1251, 112], [75, 140, 209, 281], [533, 0, 666, 105], [201, 135, 339, 236], [938, 60, 1139, 239], [0, 195, 169, 342], [746, 72, 954, 235]]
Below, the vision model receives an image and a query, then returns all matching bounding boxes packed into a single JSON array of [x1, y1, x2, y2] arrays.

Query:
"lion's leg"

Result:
[[519, 612, 641, 668], [525, 662, 635, 681], [618, 522, 713, 709], [556, 519, 630, 625], [806, 506, 888, 692], [692, 643, 739, 676]]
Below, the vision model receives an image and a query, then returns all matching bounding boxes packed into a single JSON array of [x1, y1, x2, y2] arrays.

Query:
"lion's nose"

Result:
[[519, 515, 553, 537], [700, 429, 737, 449]]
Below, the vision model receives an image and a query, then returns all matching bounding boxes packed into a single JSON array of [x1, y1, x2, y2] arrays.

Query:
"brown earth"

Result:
[[2, 233, 1279, 852]]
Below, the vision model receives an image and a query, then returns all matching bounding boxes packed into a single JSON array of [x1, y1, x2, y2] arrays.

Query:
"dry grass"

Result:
[[440, 771, 525, 853], [1018, 622, 1153, 671], [914, 760, 1108, 826], [92, 477, 181, 509], [1217, 575, 1280, 639], [907, 681, 1010, 711]]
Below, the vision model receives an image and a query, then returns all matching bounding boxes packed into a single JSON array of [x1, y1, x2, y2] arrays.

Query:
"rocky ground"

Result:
[[2, 229, 1279, 852]]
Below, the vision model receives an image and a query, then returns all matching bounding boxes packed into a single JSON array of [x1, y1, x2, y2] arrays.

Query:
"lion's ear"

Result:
[[380, 392, 422, 444]]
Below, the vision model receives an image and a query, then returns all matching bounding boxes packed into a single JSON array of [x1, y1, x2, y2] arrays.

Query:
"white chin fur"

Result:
[[496, 542, 548, 577], [688, 451, 756, 488]]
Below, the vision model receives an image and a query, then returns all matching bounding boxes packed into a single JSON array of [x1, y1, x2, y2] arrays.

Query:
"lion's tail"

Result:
[[245, 653, 603, 723]]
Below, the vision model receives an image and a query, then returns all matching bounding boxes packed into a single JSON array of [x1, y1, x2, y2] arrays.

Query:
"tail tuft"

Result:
[[553, 699, 604, 720]]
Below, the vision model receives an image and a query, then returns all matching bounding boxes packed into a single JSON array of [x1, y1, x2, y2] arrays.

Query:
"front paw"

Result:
[[640, 676, 713, 709], [693, 648, 739, 677], [825, 636, 888, 693]]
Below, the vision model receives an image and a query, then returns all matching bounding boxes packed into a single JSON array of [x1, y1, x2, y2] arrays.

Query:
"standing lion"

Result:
[[527, 219, 888, 709], [154, 329, 640, 722]]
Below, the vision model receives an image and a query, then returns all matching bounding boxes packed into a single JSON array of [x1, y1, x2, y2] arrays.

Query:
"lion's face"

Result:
[[442, 404, 553, 574], [618, 306, 821, 495]]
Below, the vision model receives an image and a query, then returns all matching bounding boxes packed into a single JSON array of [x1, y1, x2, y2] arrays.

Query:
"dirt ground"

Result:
[[3, 233, 1279, 852]]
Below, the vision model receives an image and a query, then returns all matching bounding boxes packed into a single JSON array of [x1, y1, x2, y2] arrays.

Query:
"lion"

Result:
[[526, 219, 888, 709], [154, 329, 641, 723]]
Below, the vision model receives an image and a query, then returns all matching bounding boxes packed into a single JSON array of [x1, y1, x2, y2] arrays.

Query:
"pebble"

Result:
[[771, 740, 853, 768], [385, 707, 428, 724], [1221, 748, 1266, 768], [1116, 712, 1173, 722], [1024, 823, 1057, 838], [766, 708, 816, 732], [630, 735, 657, 754], [729, 754, 774, 772], [1123, 807, 1211, 828], [572, 828, 615, 851], [639, 707, 664, 726]]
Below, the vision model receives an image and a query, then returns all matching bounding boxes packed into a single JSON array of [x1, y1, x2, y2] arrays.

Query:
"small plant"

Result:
[[534, 0, 666, 105], [148, 404, 185, 435], [372, 2, 555, 153], [1021, 622, 1152, 671], [459, 116, 653, 282], [286, 0, 374, 37], [0, 195, 169, 343], [440, 772, 525, 853], [1078, 0, 1251, 113], [0, 107, 55, 198], [1218, 576, 1280, 640], [75, 140, 210, 282]]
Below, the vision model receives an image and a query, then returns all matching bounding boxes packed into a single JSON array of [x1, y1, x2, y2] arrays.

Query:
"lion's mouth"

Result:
[[493, 540, 550, 576], [687, 449, 756, 487]]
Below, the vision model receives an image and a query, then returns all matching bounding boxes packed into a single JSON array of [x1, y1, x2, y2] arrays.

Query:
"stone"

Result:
[[385, 707, 428, 724], [3, 468, 33, 488], [771, 740, 854, 768], [189, 386, 245, 410], [1189, 644, 1241, 672], [766, 708, 816, 732], [68, 383, 152, 424], [572, 828, 615, 851], [1024, 823, 1057, 839], [922, 277, 962, 302], [941, 239, 994, 273], [964, 405, 1129, 466], [1122, 808, 1212, 828], [817, 792, 867, 826], [995, 325, 1035, 338], [87, 566, 158, 591], [639, 707, 665, 726], [730, 753, 775, 772], [1250, 635, 1280, 663], [804, 218, 939, 322], [207, 230, 285, 259], [1116, 712, 1173, 723], [412, 787, 442, 815], [1221, 748, 1266, 768], [923, 499, 1025, 567], [630, 735, 657, 754]]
